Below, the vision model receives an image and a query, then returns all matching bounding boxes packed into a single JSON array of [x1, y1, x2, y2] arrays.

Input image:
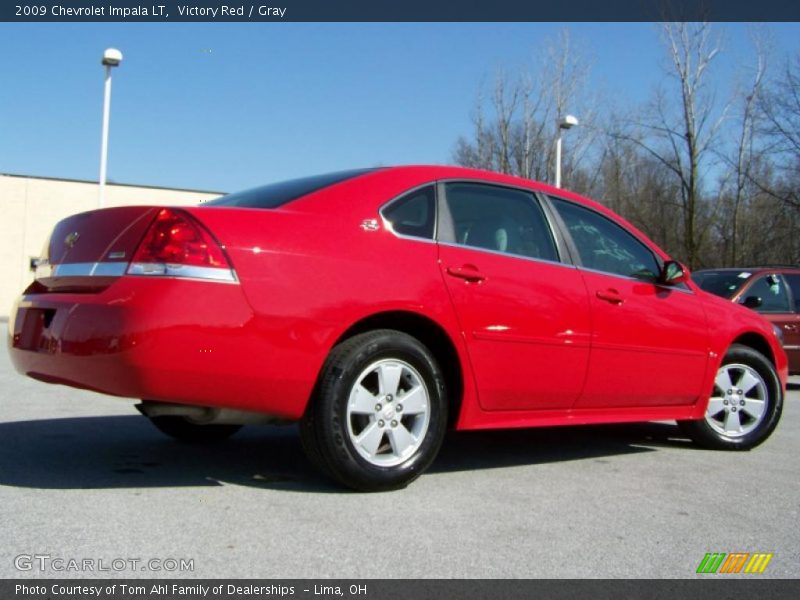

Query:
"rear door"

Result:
[[437, 182, 591, 411], [547, 196, 710, 408]]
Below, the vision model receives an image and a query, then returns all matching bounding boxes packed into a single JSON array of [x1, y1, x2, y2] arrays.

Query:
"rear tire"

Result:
[[679, 344, 783, 450], [301, 329, 448, 492], [147, 416, 242, 443]]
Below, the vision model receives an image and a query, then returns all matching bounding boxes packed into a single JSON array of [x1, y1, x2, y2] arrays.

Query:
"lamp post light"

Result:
[[554, 114, 579, 188], [98, 48, 123, 208]]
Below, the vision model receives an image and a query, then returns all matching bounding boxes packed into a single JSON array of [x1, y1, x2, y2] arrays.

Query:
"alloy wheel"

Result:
[[705, 363, 768, 438], [346, 358, 431, 467]]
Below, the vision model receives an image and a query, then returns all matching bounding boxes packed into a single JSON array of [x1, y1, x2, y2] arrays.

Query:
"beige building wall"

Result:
[[0, 174, 221, 318]]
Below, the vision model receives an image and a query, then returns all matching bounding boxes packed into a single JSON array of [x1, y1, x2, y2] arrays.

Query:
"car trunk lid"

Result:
[[34, 206, 159, 292]]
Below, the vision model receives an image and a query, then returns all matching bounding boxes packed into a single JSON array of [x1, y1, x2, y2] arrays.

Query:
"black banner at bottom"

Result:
[[4, 579, 800, 600]]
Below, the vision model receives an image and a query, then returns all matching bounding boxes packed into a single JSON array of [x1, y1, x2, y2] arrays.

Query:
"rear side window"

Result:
[[205, 168, 377, 208], [444, 183, 558, 262], [382, 186, 435, 239], [551, 197, 660, 281], [786, 274, 800, 312], [744, 275, 791, 313]]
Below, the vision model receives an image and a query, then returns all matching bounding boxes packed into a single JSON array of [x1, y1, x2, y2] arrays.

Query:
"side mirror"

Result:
[[660, 260, 688, 285], [742, 295, 763, 309]]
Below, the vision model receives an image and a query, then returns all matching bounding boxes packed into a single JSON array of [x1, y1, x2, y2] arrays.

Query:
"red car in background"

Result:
[[8, 166, 787, 491], [693, 267, 800, 375]]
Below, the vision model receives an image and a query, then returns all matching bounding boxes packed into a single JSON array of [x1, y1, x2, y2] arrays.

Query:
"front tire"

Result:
[[680, 344, 783, 450], [301, 329, 448, 492]]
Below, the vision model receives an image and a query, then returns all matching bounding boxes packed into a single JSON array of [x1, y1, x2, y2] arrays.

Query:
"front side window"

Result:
[[382, 186, 435, 239], [743, 275, 791, 313], [550, 197, 660, 281], [444, 183, 558, 262]]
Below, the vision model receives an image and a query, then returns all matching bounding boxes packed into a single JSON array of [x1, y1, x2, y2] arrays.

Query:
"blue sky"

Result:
[[1, 22, 799, 193]]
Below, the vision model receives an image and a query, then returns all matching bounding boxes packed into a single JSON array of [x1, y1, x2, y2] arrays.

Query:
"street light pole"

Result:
[[98, 48, 123, 208], [555, 133, 563, 189], [555, 114, 579, 188]]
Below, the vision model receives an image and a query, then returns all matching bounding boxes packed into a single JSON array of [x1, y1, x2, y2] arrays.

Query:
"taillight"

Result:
[[127, 208, 236, 282]]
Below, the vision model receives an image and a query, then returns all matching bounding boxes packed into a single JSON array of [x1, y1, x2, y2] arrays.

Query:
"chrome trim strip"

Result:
[[35, 261, 238, 283], [35, 262, 128, 279], [437, 240, 577, 271], [576, 265, 696, 294], [54, 263, 96, 277], [127, 262, 238, 283], [91, 262, 129, 276], [783, 345, 800, 350]]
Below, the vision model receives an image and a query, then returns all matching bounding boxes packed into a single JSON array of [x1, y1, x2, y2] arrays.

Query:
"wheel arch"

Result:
[[731, 332, 775, 366], [682, 332, 785, 449], [329, 310, 464, 428]]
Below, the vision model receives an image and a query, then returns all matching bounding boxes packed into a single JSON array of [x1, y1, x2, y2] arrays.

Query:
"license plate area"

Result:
[[14, 308, 57, 352]]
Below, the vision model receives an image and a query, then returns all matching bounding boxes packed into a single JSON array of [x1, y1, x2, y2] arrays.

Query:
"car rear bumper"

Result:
[[8, 277, 324, 420]]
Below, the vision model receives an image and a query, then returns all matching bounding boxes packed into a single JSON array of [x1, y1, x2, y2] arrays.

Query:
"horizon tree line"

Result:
[[453, 23, 800, 269]]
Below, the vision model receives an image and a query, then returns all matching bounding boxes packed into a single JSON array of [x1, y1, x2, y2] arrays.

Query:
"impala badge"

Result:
[[360, 219, 380, 232], [64, 232, 80, 248]]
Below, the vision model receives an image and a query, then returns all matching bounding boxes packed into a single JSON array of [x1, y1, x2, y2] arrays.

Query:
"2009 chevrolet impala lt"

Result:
[[8, 166, 787, 491]]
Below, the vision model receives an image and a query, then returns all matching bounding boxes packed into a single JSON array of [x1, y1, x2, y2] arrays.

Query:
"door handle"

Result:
[[785, 324, 798, 332], [446, 265, 486, 283], [596, 289, 624, 304]]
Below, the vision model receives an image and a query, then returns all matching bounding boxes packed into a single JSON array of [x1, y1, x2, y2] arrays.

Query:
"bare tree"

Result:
[[609, 23, 726, 268], [596, 117, 684, 256], [713, 33, 768, 265], [757, 51, 800, 211], [453, 24, 800, 269], [453, 30, 600, 189]]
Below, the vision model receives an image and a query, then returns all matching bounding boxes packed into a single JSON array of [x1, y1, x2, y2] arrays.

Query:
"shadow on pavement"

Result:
[[433, 421, 688, 475], [0, 415, 688, 492]]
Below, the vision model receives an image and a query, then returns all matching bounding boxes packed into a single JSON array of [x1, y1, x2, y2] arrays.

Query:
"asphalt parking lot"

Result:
[[1, 322, 798, 579]]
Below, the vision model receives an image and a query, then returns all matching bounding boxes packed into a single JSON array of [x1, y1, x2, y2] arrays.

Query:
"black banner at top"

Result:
[[3, 0, 800, 22]]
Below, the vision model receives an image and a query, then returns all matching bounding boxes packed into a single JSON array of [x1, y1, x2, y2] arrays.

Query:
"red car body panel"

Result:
[[438, 243, 592, 412], [8, 166, 788, 430], [572, 268, 711, 409]]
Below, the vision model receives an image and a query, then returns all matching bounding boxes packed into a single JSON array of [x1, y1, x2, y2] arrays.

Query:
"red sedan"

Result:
[[8, 166, 787, 491]]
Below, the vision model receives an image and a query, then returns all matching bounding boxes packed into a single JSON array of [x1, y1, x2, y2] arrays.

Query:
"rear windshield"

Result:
[[205, 168, 378, 209], [693, 270, 752, 298]]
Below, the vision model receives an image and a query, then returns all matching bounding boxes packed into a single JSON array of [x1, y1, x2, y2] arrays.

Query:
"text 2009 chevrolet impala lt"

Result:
[[8, 166, 787, 491]]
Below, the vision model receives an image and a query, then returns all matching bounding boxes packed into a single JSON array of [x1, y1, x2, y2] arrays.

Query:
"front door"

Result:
[[548, 196, 710, 408]]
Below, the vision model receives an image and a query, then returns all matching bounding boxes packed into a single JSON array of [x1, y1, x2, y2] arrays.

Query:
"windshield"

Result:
[[693, 270, 752, 298], [204, 168, 378, 209]]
